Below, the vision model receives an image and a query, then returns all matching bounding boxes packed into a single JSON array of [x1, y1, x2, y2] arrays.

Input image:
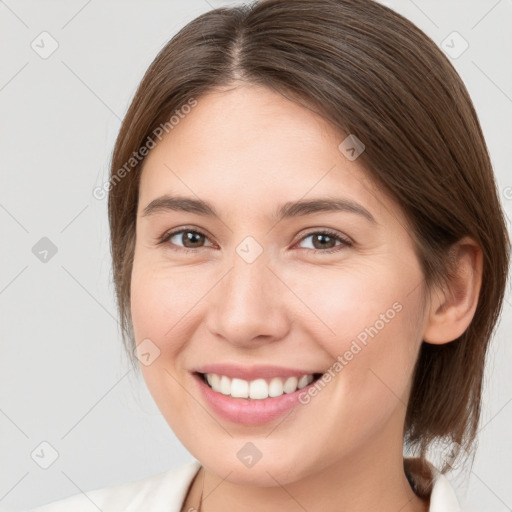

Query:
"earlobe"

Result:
[[423, 237, 483, 345]]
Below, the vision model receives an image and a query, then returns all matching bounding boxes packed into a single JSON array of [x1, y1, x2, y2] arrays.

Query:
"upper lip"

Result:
[[193, 363, 323, 381]]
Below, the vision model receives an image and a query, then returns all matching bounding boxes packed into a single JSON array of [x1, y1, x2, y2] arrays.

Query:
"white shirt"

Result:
[[27, 459, 463, 512]]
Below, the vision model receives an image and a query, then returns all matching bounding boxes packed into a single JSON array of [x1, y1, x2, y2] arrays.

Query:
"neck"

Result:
[[184, 455, 429, 512]]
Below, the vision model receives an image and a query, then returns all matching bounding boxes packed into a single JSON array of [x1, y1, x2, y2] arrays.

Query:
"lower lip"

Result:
[[192, 373, 317, 426]]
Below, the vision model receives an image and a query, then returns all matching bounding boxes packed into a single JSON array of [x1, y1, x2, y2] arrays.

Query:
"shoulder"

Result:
[[27, 460, 201, 512]]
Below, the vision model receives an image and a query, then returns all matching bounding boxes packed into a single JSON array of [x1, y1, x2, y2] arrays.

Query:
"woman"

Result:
[[30, 0, 510, 511]]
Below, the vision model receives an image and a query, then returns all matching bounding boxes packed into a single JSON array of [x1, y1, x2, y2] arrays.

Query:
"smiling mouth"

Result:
[[196, 372, 323, 400]]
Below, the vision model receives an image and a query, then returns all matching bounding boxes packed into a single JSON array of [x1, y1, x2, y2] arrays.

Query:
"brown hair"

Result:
[[108, 0, 510, 495]]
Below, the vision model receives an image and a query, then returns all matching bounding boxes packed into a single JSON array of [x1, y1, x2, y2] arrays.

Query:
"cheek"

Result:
[[130, 258, 203, 348], [290, 291, 423, 468], [285, 258, 424, 410], [129, 257, 226, 409], [281, 258, 421, 352], [130, 260, 202, 427]]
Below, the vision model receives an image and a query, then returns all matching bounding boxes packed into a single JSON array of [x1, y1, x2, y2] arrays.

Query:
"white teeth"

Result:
[[297, 375, 310, 389], [268, 377, 283, 397], [219, 375, 231, 395], [283, 376, 298, 393], [231, 378, 249, 398], [203, 373, 316, 399], [209, 373, 220, 389], [249, 379, 268, 399]]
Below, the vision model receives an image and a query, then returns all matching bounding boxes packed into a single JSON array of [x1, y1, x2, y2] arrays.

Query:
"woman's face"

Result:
[[131, 83, 429, 485]]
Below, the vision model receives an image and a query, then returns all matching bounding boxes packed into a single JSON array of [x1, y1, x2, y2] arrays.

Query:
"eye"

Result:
[[158, 227, 215, 252], [295, 229, 352, 254], [157, 227, 351, 255]]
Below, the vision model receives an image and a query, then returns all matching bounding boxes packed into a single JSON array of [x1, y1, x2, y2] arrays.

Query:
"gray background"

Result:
[[0, 1, 511, 511]]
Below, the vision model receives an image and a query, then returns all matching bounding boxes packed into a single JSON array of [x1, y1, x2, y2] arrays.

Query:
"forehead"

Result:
[[137, 84, 402, 226]]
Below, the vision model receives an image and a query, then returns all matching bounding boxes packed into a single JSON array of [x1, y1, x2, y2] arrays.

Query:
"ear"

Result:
[[423, 237, 483, 345]]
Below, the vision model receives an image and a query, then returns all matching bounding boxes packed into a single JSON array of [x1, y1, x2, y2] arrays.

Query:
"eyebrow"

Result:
[[141, 195, 376, 223]]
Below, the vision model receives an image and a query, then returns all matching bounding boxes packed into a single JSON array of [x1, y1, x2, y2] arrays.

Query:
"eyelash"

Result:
[[157, 227, 352, 255]]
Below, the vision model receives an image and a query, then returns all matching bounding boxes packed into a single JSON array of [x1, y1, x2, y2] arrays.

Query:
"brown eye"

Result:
[[179, 231, 206, 248], [296, 230, 351, 253], [310, 233, 337, 250], [161, 229, 215, 251]]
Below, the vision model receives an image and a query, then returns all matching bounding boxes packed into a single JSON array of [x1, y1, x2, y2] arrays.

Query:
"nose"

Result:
[[204, 246, 291, 348]]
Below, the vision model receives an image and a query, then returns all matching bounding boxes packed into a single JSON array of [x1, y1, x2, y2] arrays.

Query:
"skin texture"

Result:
[[130, 83, 482, 512]]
